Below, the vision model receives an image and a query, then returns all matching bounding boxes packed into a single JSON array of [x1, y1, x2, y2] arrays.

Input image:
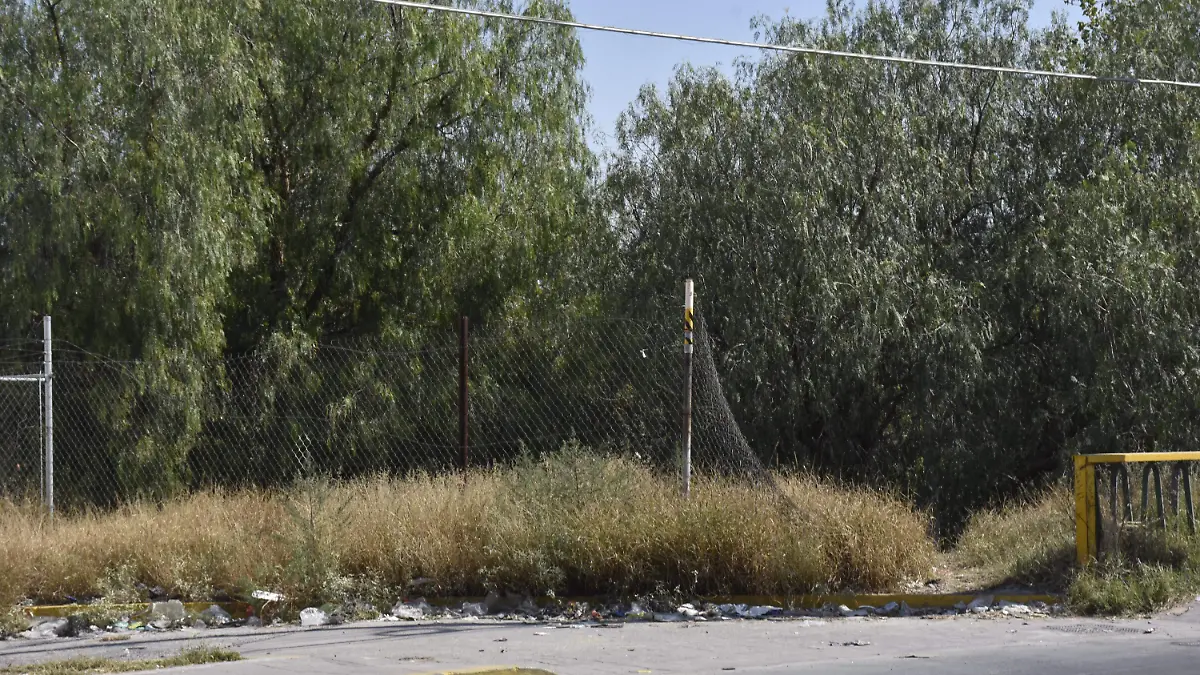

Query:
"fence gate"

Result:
[[0, 316, 53, 512]]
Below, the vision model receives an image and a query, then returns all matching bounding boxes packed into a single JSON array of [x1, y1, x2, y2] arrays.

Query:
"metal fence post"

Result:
[[682, 280, 694, 499], [43, 315, 53, 516], [460, 315, 469, 472]]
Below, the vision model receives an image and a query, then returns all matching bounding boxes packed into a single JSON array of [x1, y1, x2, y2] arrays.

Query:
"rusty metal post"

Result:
[[459, 315, 469, 472], [1183, 464, 1197, 535]]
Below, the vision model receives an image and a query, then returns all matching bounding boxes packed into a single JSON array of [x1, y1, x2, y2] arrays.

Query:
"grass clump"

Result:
[[955, 486, 1075, 588], [1067, 563, 1192, 616], [0, 452, 935, 606], [1067, 526, 1200, 615], [0, 647, 241, 674], [955, 484, 1200, 615], [0, 608, 27, 639]]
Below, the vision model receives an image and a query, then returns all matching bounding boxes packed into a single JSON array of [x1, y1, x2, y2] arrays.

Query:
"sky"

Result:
[[569, 0, 1084, 150]]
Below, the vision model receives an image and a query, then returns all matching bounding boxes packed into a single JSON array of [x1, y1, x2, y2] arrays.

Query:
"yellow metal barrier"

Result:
[[1074, 452, 1200, 564]]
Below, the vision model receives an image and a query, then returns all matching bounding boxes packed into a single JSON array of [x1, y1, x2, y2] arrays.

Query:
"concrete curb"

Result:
[[22, 593, 1060, 619]]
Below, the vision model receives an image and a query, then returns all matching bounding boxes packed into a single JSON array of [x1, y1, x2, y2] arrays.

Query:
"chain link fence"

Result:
[[0, 315, 775, 509], [0, 339, 46, 503]]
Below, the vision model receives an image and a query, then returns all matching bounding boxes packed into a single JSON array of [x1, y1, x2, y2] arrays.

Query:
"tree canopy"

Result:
[[3, 0, 1200, 528], [607, 0, 1200, 528]]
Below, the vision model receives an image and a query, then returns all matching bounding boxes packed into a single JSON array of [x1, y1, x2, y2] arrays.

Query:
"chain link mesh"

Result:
[[0, 315, 777, 508], [0, 340, 45, 502]]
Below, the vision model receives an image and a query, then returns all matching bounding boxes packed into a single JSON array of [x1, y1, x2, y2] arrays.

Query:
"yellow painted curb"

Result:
[[24, 601, 254, 620], [21, 593, 1058, 620], [407, 668, 549, 675], [535, 593, 1060, 610], [783, 593, 1058, 609]]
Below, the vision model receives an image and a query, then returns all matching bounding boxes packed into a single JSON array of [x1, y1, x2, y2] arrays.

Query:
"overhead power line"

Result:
[[372, 0, 1200, 90]]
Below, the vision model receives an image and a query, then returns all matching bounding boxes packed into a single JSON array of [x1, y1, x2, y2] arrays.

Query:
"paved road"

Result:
[[4, 604, 1200, 674]]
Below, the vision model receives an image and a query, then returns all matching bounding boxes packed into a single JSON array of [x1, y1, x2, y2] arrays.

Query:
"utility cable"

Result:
[[372, 0, 1200, 89]]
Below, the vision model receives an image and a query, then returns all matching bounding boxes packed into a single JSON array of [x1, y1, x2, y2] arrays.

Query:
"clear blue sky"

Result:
[[570, 0, 1083, 150]]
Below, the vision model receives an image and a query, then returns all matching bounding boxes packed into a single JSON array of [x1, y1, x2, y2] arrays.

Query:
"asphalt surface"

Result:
[[5, 604, 1200, 674]]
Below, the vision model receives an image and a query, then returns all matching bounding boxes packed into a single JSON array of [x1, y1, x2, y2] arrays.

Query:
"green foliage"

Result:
[[1069, 563, 1193, 616], [607, 0, 1200, 533], [1070, 524, 1200, 614], [0, 0, 598, 504], [280, 473, 349, 607], [0, 607, 26, 638], [4, 0, 1200, 538]]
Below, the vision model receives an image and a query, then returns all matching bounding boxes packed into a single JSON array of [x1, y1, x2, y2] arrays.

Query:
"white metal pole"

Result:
[[39, 369, 44, 504], [43, 315, 53, 516], [682, 280, 694, 499]]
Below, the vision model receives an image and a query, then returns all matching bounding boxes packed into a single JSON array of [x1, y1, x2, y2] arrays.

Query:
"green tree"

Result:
[[606, 0, 1200, 532], [0, 0, 599, 502]]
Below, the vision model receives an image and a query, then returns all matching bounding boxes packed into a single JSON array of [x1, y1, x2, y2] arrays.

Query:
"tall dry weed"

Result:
[[0, 453, 936, 605]]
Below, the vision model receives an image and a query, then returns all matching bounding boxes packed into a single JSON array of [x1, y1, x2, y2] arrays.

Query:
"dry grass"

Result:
[[953, 486, 1075, 588], [0, 453, 935, 607], [0, 647, 241, 674]]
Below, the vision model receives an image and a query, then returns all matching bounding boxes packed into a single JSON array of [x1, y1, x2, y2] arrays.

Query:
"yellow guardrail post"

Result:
[[1075, 455, 1097, 565]]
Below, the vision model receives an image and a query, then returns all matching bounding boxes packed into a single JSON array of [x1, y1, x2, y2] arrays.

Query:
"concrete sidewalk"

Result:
[[4, 603, 1200, 674]]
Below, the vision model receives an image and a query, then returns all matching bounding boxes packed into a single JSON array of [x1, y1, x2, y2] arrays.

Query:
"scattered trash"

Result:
[[299, 607, 329, 627], [245, 616, 263, 627], [251, 590, 284, 603], [901, 654, 930, 659], [150, 600, 186, 625], [200, 605, 232, 627], [1145, 627, 1155, 634], [999, 601, 1031, 616], [966, 596, 993, 612], [677, 604, 701, 618], [838, 640, 871, 647], [745, 606, 781, 618], [392, 599, 432, 621], [494, 638, 508, 642], [652, 613, 686, 622], [533, 631, 547, 636], [837, 605, 855, 617], [192, 620, 207, 630], [30, 618, 72, 638], [461, 602, 488, 617]]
